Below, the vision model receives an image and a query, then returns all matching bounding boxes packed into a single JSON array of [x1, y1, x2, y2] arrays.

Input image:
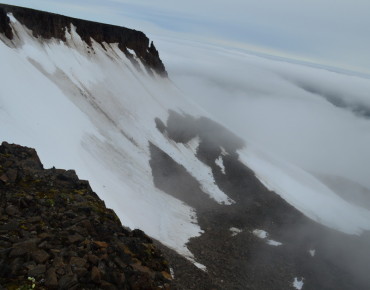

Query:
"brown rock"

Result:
[[68, 234, 84, 244], [58, 274, 78, 290], [13, 238, 40, 249], [61, 249, 78, 258], [87, 254, 99, 265], [45, 267, 58, 288], [9, 247, 28, 257], [131, 262, 154, 278], [9, 257, 23, 276], [38, 240, 52, 249], [161, 271, 173, 281], [94, 241, 109, 248], [32, 249, 50, 263], [38, 232, 53, 240], [56, 267, 66, 276], [112, 271, 126, 285], [10, 239, 39, 258], [0, 173, 9, 183], [100, 280, 117, 290], [69, 225, 88, 236], [29, 216, 42, 223], [52, 257, 64, 268], [28, 264, 46, 277], [130, 273, 152, 290], [74, 267, 88, 277], [80, 220, 95, 234], [100, 253, 109, 261], [5, 205, 19, 216], [91, 266, 101, 284], [0, 221, 18, 232], [6, 168, 18, 182], [70, 256, 86, 268], [114, 257, 126, 269]]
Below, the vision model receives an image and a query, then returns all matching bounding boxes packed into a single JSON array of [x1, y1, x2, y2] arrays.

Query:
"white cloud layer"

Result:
[[151, 36, 370, 201], [2, 0, 370, 74]]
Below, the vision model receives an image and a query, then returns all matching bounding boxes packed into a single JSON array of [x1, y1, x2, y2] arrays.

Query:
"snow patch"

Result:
[[230, 227, 242, 236], [193, 262, 207, 271], [220, 146, 229, 156], [252, 229, 283, 246], [215, 155, 226, 174], [7, 13, 17, 23], [187, 136, 200, 152], [252, 229, 268, 239], [127, 48, 136, 56], [293, 277, 304, 290], [160, 136, 234, 205], [309, 249, 316, 257], [266, 239, 282, 246]]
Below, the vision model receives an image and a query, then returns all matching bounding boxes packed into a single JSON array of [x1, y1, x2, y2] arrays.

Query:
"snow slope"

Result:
[[0, 13, 233, 262]]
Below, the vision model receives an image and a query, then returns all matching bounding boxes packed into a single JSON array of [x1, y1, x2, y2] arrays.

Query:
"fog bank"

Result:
[[157, 37, 370, 209]]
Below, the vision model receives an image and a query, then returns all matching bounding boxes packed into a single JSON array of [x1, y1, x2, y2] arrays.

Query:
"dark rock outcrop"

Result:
[[0, 141, 171, 289], [0, 6, 12, 39], [0, 4, 167, 76]]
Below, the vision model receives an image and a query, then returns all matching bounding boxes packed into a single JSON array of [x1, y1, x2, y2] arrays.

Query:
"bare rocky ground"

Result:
[[0, 142, 172, 289], [150, 111, 370, 290]]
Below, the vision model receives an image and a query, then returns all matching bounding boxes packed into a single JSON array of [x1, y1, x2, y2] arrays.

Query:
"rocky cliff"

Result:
[[0, 4, 167, 76], [0, 142, 172, 289]]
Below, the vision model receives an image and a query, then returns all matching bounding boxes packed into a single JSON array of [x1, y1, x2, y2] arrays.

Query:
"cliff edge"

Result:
[[0, 4, 167, 77]]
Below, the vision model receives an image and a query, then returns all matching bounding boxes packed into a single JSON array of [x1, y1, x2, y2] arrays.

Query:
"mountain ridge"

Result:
[[0, 3, 167, 76]]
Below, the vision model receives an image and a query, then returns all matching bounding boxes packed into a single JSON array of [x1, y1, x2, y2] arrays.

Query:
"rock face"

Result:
[[0, 142, 171, 289], [0, 4, 167, 76], [0, 7, 12, 39]]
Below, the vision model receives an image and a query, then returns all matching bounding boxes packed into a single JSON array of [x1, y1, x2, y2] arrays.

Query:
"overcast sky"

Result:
[[2, 0, 370, 75]]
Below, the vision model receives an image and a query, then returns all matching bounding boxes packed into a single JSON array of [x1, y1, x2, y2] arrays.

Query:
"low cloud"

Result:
[[157, 37, 370, 205]]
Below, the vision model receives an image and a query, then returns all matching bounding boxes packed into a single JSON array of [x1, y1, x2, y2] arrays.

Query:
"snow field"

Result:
[[0, 14, 233, 266]]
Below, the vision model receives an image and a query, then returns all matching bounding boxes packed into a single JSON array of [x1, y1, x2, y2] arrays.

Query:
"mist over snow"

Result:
[[154, 37, 370, 213]]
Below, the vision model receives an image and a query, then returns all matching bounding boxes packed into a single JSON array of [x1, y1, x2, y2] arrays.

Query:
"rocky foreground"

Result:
[[0, 142, 172, 289]]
